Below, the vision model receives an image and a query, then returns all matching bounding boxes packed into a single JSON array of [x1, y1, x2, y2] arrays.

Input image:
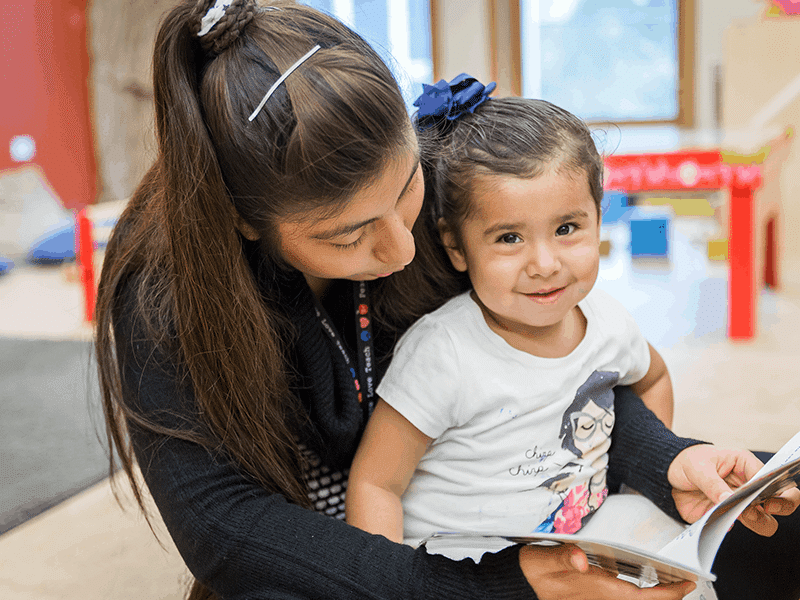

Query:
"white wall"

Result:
[[694, 0, 762, 131]]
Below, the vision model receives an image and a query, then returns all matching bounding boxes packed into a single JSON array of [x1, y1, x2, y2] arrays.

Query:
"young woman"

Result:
[[95, 2, 799, 599]]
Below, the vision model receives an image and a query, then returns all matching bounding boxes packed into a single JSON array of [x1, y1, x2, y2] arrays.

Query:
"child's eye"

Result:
[[556, 223, 577, 236], [498, 233, 522, 244]]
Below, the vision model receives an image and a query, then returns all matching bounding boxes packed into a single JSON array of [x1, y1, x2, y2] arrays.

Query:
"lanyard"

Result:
[[312, 281, 376, 418]]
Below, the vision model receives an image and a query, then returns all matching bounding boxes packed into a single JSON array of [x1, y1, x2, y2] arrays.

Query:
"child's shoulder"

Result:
[[582, 287, 630, 315], [412, 291, 474, 327], [581, 288, 639, 333], [396, 292, 476, 347]]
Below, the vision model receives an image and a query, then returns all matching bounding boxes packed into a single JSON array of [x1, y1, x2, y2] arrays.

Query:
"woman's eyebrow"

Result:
[[398, 157, 421, 198], [312, 217, 379, 240], [311, 157, 420, 241]]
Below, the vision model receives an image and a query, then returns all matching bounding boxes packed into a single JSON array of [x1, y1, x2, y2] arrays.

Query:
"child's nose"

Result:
[[526, 242, 560, 278]]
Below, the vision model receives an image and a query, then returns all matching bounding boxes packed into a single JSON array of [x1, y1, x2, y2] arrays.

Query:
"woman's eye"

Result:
[[498, 233, 522, 244], [331, 233, 366, 250], [556, 223, 576, 236]]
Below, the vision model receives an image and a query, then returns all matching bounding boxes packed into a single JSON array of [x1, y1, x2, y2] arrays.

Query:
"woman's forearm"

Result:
[[607, 386, 705, 520]]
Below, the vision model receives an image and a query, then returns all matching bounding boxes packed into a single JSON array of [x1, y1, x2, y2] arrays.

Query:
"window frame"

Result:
[[430, 0, 695, 127]]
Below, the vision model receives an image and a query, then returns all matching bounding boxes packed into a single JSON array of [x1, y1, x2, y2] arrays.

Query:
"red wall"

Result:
[[0, 0, 96, 209]]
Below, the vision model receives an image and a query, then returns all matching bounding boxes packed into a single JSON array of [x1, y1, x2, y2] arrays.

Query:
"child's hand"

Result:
[[518, 544, 695, 600]]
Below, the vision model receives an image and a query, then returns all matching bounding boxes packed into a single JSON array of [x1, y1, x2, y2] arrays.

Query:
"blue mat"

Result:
[[27, 216, 116, 264]]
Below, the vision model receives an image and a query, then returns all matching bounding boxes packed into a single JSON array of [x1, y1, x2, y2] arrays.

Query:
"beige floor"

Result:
[[1, 224, 799, 599], [0, 476, 189, 600]]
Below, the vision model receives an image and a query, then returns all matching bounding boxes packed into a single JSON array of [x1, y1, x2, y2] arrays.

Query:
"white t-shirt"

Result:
[[376, 288, 650, 545]]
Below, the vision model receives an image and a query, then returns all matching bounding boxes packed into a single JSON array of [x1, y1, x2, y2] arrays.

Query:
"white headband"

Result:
[[198, 0, 231, 37], [248, 44, 321, 122]]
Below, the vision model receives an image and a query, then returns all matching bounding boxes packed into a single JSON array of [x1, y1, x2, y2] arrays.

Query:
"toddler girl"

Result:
[[346, 75, 674, 551]]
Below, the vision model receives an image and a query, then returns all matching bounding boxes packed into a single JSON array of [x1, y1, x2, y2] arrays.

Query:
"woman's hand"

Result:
[[668, 444, 800, 535], [518, 544, 696, 600]]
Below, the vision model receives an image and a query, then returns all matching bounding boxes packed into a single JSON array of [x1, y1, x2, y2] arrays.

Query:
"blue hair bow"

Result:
[[413, 73, 497, 130]]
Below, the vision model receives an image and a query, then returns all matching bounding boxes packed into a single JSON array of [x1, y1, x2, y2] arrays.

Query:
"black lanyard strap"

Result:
[[353, 281, 375, 410], [312, 281, 376, 419]]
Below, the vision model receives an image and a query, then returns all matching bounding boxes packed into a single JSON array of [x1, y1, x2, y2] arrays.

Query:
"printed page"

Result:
[[752, 429, 800, 479], [658, 430, 800, 572]]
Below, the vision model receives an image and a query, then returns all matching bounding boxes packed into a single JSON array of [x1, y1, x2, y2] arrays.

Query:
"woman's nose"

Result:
[[526, 242, 560, 278], [372, 214, 415, 268]]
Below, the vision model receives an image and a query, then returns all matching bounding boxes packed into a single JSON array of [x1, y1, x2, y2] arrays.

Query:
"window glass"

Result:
[[301, 0, 433, 110], [521, 0, 679, 122]]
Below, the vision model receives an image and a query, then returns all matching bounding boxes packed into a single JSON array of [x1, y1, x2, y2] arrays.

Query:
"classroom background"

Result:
[[1, 0, 799, 597]]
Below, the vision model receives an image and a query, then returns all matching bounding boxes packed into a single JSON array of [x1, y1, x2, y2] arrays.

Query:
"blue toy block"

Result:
[[629, 209, 670, 257], [0, 256, 13, 275], [601, 192, 633, 225]]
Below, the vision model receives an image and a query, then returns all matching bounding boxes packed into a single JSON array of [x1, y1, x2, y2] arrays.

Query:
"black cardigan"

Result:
[[114, 261, 702, 600]]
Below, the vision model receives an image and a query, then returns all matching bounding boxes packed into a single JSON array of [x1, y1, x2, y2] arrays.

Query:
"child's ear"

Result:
[[437, 218, 468, 272]]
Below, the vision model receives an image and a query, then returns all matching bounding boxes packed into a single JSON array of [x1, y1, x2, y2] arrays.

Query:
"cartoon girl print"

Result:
[[536, 370, 619, 534]]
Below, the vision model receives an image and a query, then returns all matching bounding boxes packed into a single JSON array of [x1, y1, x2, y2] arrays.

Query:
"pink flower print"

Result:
[[774, 1, 800, 16], [553, 484, 591, 534], [591, 486, 608, 511], [360, 317, 370, 329]]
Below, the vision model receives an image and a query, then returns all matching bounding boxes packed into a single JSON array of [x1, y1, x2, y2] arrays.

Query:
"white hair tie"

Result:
[[198, 0, 231, 37], [248, 44, 321, 122]]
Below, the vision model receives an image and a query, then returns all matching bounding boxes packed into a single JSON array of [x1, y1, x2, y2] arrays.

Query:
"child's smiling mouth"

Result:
[[524, 287, 566, 303]]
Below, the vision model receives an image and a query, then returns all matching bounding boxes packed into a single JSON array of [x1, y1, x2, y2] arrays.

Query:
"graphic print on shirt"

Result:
[[535, 370, 619, 534]]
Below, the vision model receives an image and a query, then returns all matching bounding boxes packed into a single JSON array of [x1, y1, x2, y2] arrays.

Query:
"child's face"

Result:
[[443, 168, 600, 339]]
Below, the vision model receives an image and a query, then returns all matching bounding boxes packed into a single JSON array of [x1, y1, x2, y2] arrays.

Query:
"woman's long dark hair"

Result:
[[94, 2, 410, 597]]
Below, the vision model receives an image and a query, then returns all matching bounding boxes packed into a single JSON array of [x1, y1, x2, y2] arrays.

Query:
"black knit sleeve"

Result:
[[607, 386, 707, 521], [114, 301, 537, 600]]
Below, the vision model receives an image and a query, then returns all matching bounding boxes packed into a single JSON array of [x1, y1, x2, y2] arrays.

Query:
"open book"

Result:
[[422, 430, 800, 587]]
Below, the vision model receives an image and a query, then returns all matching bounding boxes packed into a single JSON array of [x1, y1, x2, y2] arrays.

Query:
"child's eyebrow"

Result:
[[557, 209, 591, 222], [482, 221, 526, 237], [482, 209, 592, 237]]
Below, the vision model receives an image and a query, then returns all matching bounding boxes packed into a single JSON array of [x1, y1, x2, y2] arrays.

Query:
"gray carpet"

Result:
[[0, 338, 108, 534]]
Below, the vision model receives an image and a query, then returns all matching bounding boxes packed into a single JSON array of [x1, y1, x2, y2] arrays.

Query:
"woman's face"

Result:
[[276, 148, 423, 284]]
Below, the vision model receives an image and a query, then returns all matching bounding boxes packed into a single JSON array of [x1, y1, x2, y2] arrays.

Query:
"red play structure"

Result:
[[0, 0, 96, 211], [605, 151, 763, 341]]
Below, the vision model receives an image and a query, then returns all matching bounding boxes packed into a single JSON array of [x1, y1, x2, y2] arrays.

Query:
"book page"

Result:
[[423, 528, 710, 587]]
